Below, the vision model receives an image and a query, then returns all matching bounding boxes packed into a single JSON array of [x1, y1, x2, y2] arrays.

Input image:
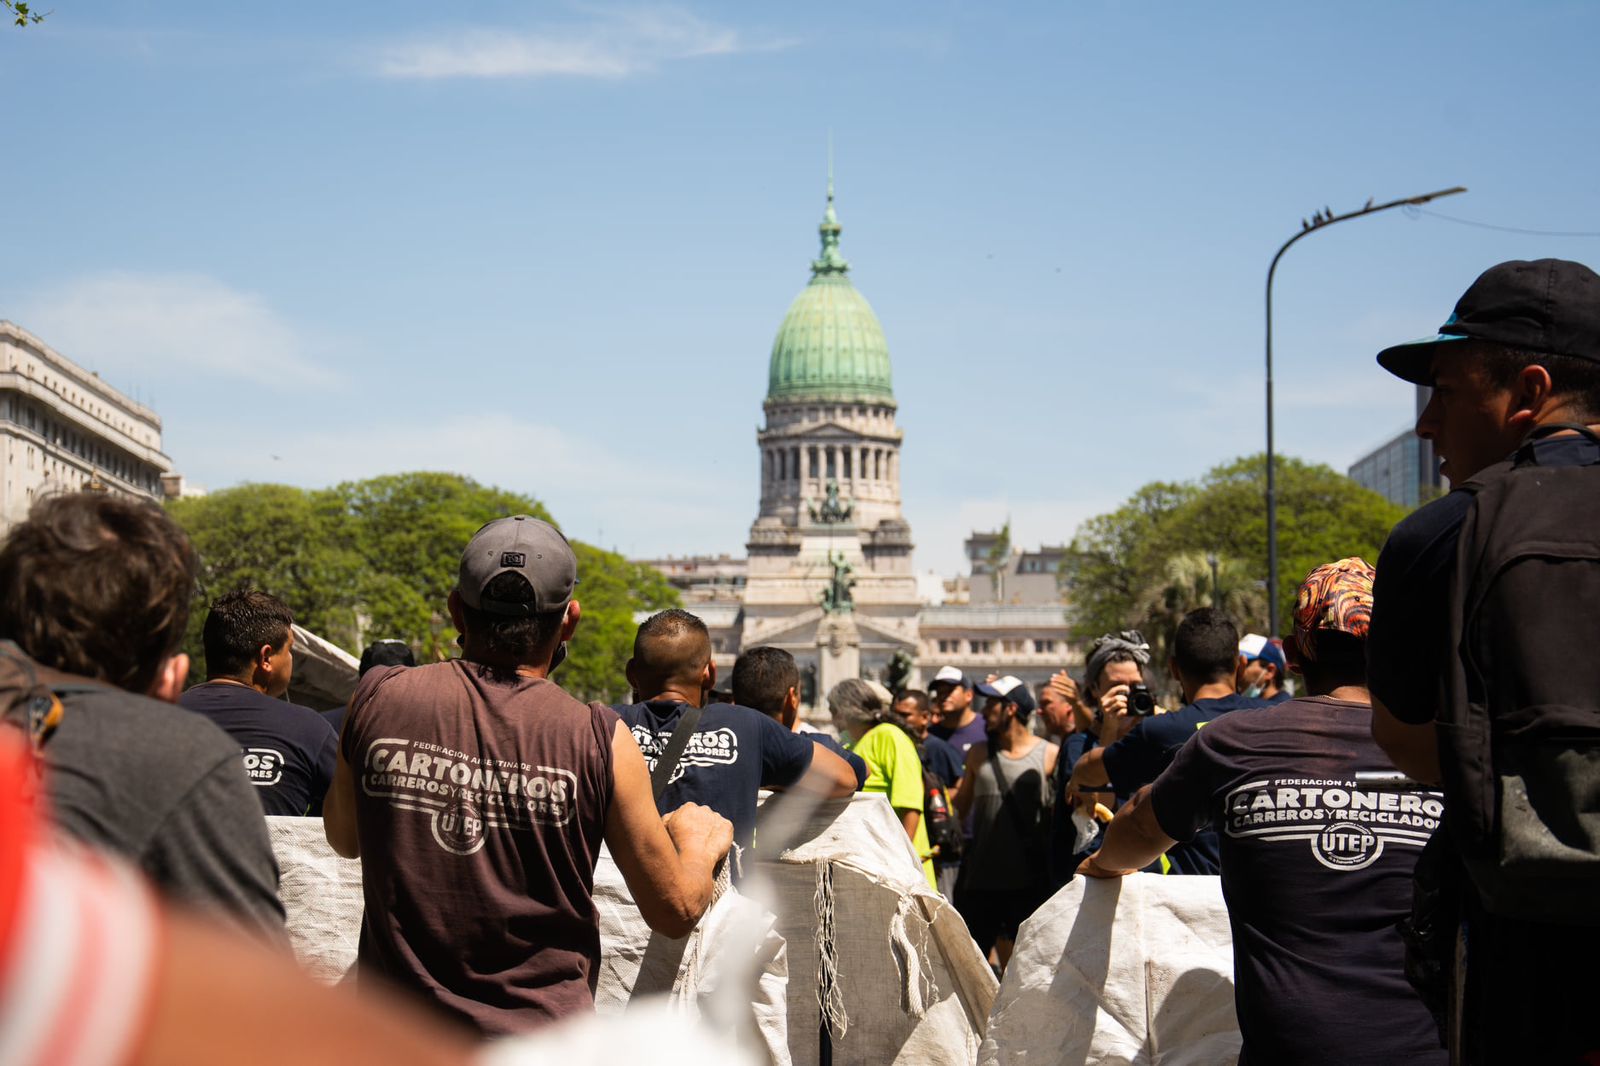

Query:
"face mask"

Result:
[[549, 641, 568, 673], [1242, 682, 1265, 699]]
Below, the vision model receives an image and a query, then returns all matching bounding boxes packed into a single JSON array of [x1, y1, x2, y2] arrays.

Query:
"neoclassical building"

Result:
[[645, 186, 1079, 705], [0, 321, 179, 534]]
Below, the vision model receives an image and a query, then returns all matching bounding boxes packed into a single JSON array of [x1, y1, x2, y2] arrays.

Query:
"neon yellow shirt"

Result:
[[849, 723, 937, 889]]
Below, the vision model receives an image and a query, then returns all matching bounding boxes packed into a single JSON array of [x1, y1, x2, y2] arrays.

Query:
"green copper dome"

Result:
[[766, 185, 895, 406]]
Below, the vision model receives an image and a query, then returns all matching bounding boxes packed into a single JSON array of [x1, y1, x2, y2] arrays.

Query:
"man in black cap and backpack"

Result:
[[1367, 259, 1600, 1063]]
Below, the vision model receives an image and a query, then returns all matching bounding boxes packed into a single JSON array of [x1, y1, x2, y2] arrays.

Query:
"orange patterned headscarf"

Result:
[[1293, 557, 1375, 661]]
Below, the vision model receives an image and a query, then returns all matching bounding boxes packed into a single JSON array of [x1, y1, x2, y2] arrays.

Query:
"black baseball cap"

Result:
[[1377, 258, 1600, 385]]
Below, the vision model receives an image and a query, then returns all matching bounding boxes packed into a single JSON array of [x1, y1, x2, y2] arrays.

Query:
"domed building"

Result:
[[637, 183, 1079, 707], [738, 182, 922, 699]]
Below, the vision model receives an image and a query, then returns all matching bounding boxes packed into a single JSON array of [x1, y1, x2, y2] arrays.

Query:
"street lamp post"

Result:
[[1207, 553, 1220, 608], [1264, 185, 1466, 636]]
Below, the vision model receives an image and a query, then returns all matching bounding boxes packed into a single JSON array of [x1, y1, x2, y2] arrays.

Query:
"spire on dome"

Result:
[[812, 143, 849, 276]]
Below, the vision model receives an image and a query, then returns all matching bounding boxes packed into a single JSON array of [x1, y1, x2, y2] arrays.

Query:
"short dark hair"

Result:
[[731, 646, 799, 718], [1173, 607, 1240, 684], [203, 588, 295, 679], [359, 639, 416, 677], [635, 608, 709, 646], [0, 492, 198, 694], [897, 689, 932, 715], [1477, 346, 1600, 419], [459, 571, 565, 661]]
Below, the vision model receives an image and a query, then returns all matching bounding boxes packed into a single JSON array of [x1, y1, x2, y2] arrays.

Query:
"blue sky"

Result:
[[4, 1, 1599, 575]]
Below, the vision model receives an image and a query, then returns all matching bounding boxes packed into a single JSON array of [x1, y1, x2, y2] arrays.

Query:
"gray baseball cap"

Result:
[[457, 515, 577, 617]]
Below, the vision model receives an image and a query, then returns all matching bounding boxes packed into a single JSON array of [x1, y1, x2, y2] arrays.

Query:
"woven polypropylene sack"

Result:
[[756, 792, 998, 1066], [979, 874, 1239, 1066], [267, 816, 363, 982], [593, 847, 791, 1066]]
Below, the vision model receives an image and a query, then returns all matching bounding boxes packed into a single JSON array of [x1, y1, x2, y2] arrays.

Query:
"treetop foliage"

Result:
[[1062, 454, 1407, 651], [166, 472, 675, 702]]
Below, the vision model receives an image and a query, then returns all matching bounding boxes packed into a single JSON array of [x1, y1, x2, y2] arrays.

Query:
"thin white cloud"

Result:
[[13, 272, 335, 389], [372, 7, 784, 81]]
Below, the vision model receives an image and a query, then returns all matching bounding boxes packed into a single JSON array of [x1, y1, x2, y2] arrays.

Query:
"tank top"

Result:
[[967, 738, 1051, 891], [343, 660, 618, 1034]]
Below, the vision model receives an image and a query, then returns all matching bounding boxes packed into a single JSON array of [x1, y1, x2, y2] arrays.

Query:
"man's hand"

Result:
[[1050, 670, 1095, 734], [663, 802, 734, 862]]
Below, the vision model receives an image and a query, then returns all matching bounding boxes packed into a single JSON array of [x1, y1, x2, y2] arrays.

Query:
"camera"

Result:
[[1127, 683, 1155, 716]]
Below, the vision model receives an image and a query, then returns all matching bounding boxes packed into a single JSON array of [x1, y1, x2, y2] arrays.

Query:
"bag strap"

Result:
[[987, 745, 1043, 839], [650, 703, 706, 801]]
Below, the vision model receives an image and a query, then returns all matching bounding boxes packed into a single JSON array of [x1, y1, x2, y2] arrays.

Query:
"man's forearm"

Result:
[[1086, 786, 1175, 875]]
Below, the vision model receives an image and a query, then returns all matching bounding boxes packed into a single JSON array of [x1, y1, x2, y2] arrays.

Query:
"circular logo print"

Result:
[[1312, 822, 1381, 870], [432, 799, 486, 855]]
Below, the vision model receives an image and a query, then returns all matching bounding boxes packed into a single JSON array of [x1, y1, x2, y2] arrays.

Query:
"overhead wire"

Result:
[[1404, 205, 1600, 239]]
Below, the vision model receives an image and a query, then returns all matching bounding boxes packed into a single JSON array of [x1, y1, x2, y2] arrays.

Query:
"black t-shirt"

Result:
[[1369, 435, 1600, 724], [1149, 696, 1446, 1066], [180, 682, 339, 817], [1101, 693, 1266, 874], [614, 700, 816, 849]]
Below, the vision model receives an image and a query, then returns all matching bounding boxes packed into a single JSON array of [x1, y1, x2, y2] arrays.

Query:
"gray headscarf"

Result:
[[1084, 630, 1152, 694]]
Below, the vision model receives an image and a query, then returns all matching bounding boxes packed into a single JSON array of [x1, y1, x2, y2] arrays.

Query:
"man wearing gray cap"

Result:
[[324, 515, 732, 1035]]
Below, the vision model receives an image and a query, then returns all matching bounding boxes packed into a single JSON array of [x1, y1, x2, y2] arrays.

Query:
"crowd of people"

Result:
[[1, 256, 1598, 1064]]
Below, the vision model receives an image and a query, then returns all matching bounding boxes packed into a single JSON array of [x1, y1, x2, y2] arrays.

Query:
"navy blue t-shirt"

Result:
[[920, 733, 964, 789], [179, 681, 339, 816], [1101, 693, 1266, 874], [932, 713, 988, 759], [1149, 696, 1446, 1066], [1369, 435, 1600, 724], [614, 700, 816, 849], [804, 730, 868, 789]]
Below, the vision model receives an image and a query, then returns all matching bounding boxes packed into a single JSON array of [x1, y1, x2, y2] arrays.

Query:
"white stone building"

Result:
[[1, 321, 178, 533]]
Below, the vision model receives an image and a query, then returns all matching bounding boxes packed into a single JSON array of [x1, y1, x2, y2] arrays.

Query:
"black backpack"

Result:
[[1440, 423, 1600, 922], [921, 765, 964, 865]]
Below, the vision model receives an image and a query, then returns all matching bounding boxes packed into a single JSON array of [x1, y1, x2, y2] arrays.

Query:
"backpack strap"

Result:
[[987, 746, 1042, 840], [649, 704, 706, 801]]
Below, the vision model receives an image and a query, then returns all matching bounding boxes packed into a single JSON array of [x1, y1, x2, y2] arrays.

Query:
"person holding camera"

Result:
[[1066, 608, 1265, 875], [1042, 631, 1151, 886]]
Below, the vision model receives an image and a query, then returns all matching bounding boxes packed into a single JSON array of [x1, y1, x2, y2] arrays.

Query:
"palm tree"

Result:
[[1135, 552, 1266, 694]]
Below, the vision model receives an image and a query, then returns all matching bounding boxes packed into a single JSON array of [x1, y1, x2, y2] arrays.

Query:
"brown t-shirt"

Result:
[[343, 660, 618, 1034]]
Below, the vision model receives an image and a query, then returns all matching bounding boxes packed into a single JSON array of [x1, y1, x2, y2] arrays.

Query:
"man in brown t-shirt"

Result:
[[324, 515, 732, 1035]]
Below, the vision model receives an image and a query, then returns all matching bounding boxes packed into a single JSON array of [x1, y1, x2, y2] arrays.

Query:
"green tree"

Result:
[[560, 543, 678, 703], [1134, 552, 1266, 684], [334, 472, 554, 658], [166, 472, 675, 697], [1062, 455, 1405, 641]]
